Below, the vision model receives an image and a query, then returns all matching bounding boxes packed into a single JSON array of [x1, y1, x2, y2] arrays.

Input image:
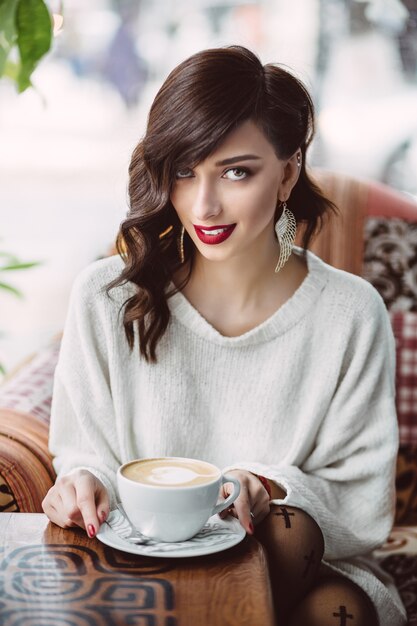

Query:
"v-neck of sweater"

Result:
[[168, 248, 329, 347]]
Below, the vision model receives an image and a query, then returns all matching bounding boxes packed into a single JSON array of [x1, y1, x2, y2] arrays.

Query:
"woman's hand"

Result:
[[220, 469, 271, 535], [42, 469, 110, 538]]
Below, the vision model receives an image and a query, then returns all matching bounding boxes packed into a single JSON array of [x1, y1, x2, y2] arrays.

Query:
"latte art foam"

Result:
[[122, 458, 220, 487], [147, 466, 203, 485]]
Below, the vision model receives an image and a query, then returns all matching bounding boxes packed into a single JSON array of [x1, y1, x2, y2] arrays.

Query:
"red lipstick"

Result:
[[193, 224, 236, 245]]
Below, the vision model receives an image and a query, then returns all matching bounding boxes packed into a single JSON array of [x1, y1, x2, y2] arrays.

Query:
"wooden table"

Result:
[[0, 513, 275, 626]]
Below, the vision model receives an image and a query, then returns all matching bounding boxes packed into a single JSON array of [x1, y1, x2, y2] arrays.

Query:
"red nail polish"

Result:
[[99, 510, 107, 522], [87, 524, 96, 537], [249, 522, 254, 534]]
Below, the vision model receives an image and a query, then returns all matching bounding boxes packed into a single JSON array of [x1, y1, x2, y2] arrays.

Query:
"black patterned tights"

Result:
[[255, 505, 379, 626]]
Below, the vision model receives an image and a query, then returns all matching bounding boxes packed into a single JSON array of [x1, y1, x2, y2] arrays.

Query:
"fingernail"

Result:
[[99, 510, 107, 522], [87, 524, 96, 538], [249, 522, 254, 534]]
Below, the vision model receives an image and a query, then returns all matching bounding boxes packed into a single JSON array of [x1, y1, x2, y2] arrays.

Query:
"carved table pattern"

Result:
[[0, 513, 274, 626]]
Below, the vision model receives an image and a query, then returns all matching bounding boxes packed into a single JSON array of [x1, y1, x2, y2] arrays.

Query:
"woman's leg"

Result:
[[255, 504, 325, 622], [287, 575, 379, 626]]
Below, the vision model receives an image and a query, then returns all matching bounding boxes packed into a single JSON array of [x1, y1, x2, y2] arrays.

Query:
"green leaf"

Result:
[[0, 251, 19, 263], [0, 362, 6, 376], [16, 0, 52, 92], [0, 280, 23, 297], [0, 0, 18, 76], [3, 57, 19, 80], [0, 261, 40, 270]]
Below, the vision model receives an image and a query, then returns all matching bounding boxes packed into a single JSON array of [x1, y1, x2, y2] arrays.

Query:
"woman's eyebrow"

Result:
[[214, 154, 262, 166]]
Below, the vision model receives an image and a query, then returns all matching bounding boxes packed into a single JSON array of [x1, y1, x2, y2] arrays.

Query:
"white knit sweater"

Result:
[[49, 250, 407, 625]]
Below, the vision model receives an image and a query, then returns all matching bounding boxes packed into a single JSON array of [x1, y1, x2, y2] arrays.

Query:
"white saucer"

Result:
[[96, 510, 246, 558]]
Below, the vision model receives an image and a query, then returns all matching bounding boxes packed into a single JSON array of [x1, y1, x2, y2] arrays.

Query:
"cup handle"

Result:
[[211, 474, 241, 516]]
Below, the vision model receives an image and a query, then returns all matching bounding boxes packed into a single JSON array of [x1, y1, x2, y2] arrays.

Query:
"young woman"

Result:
[[42, 46, 406, 625]]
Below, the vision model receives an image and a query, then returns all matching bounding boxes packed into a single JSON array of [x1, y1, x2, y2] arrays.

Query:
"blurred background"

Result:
[[1, 0, 417, 379]]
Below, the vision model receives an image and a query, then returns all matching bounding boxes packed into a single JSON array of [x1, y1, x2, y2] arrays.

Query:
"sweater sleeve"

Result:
[[224, 292, 399, 561], [49, 265, 122, 509]]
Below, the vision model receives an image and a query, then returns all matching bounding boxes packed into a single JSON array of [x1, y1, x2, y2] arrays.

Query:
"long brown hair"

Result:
[[108, 45, 335, 362]]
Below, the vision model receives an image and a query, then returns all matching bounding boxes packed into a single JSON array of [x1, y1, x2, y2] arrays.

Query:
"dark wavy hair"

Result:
[[107, 45, 335, 362]]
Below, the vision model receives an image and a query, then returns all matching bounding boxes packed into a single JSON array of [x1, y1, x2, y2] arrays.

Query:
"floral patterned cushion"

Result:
[[363, 217, 417, 452], [363, 217, 417, 311]]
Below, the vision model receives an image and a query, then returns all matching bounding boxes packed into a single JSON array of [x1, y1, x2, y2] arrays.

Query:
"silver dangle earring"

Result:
[[178, 225, 185, 264], [274, 202, 297, 273]]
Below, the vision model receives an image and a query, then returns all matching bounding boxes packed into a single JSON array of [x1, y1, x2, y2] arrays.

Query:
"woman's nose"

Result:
[[191, 184, 222, 222]]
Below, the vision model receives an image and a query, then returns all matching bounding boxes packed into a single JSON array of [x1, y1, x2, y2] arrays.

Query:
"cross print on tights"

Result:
[[333, 606, 353, 626], [302, 549, 315, 578], [274, 507, 295, 528]]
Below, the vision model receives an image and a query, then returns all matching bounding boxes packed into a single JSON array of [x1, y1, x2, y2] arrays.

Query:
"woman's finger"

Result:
[[249, 497, 271, 525], [220, 497, 269, 525], [219, 471, 272, 530], [94, 479, 110, 525], [42, 491, 78, 528], [42, 471, 109, 536], [58, 480, 84, 528], [75, 474, 104, 537], [231, 482, 254, 534], [42, 493, 60, 525], [248, 484, 271, 524]]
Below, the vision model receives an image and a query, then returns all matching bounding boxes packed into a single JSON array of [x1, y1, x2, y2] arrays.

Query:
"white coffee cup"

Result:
[[117, 456, 241, 542]]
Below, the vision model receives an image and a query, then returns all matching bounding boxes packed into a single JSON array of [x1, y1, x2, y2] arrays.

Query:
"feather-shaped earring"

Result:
[[274, 202, 297, 273], [178, 226, 185, 264]]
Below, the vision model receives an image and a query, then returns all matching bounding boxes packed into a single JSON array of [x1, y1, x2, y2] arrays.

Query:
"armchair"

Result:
[[1, 171, 417, 624]]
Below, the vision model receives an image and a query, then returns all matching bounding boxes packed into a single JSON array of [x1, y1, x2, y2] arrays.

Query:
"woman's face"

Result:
[[170, 119, 299, 266]]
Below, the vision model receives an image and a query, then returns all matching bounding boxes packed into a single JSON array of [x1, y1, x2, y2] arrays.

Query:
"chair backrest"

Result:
[[296, 169, 369, 275], [303, 169, 417, 525], [297, 169, 417, 275]]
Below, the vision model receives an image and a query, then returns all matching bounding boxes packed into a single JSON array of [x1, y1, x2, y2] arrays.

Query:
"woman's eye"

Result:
[[175, 169, 192, 179], [223, 168, 249, 181]]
